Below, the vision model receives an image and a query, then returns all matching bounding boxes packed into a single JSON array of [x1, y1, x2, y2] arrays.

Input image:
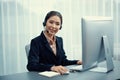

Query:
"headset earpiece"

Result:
[[43, 22, 46, 26]]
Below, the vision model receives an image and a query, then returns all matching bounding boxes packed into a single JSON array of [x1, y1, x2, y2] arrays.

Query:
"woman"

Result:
[[27, 11, 82, 74]]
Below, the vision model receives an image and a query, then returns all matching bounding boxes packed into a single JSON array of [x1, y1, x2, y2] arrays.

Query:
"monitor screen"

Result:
[[81, 16, 114, 69]]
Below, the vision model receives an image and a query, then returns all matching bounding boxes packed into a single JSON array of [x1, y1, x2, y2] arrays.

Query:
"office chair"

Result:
[[25, 44, 30, 58]]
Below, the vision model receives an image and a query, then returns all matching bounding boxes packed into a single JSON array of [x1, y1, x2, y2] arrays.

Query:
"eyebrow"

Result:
[[49, 20, 60, 24]]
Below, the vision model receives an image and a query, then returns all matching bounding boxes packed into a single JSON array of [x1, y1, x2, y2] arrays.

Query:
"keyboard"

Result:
[[66, 65, 83, 70]]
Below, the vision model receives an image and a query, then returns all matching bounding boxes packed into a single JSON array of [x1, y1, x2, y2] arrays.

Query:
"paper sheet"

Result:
[[39, 71, 60, 77]]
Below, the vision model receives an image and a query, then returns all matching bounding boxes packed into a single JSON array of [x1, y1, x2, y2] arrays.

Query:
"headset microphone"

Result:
[[46, 30, 49, 34]]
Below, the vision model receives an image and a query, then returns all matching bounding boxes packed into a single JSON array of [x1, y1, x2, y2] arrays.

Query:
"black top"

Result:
[[27, 31, 78, 72]]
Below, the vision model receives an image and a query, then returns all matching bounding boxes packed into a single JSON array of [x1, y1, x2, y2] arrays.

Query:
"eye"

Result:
[[56, 22, 60, 26], [49, 21, 54, 24]]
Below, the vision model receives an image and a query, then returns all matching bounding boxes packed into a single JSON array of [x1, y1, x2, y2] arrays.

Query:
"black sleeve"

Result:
[[60, 37, 78, 66], [27, 39, 53, 72]]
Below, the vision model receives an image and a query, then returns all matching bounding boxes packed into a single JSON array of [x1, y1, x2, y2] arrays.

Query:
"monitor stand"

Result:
[[89, 36, 114, 73]]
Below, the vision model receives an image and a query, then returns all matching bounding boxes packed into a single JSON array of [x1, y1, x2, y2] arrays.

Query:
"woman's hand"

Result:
[[51, 65, 68, 74], [77, 60, 82, 65]]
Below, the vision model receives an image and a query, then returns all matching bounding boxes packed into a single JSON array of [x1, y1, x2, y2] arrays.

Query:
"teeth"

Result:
[[50, 28, 56, 31]]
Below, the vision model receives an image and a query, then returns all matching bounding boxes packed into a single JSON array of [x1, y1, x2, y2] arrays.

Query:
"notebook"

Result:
[[39, 71, 60, 77], [39, 71, 69, 77]]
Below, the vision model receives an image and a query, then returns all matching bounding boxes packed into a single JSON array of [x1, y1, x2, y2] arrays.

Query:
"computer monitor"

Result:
[[81, 16, 114, 72]]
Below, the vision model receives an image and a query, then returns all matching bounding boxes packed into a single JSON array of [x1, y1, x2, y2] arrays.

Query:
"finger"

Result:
[[58, 68, 66, 75], [58, 66, 68, 74], [77, 60, 82, 65], [53, 66, 64, 74], [60, 65, 67, 70]]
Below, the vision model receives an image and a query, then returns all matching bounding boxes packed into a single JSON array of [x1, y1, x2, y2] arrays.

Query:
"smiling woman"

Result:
[[27, 11, 82, 74]]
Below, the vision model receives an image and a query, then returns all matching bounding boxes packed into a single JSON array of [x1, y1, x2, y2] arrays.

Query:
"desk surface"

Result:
[[0, 61, 120, 80]]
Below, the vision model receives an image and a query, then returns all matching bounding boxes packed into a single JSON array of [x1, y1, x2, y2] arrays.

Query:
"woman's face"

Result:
[[45, 15, 61, 35]]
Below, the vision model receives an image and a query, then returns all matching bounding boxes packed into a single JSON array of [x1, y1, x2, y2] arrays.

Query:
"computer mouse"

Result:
[[63, 71, 69, 75]]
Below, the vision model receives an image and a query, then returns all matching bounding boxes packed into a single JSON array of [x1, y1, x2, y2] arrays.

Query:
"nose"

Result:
[[52, 23, 56, 28]]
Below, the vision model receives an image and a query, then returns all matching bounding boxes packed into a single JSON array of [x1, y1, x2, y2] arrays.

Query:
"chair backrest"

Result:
[[25, 44, 30, 58]]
